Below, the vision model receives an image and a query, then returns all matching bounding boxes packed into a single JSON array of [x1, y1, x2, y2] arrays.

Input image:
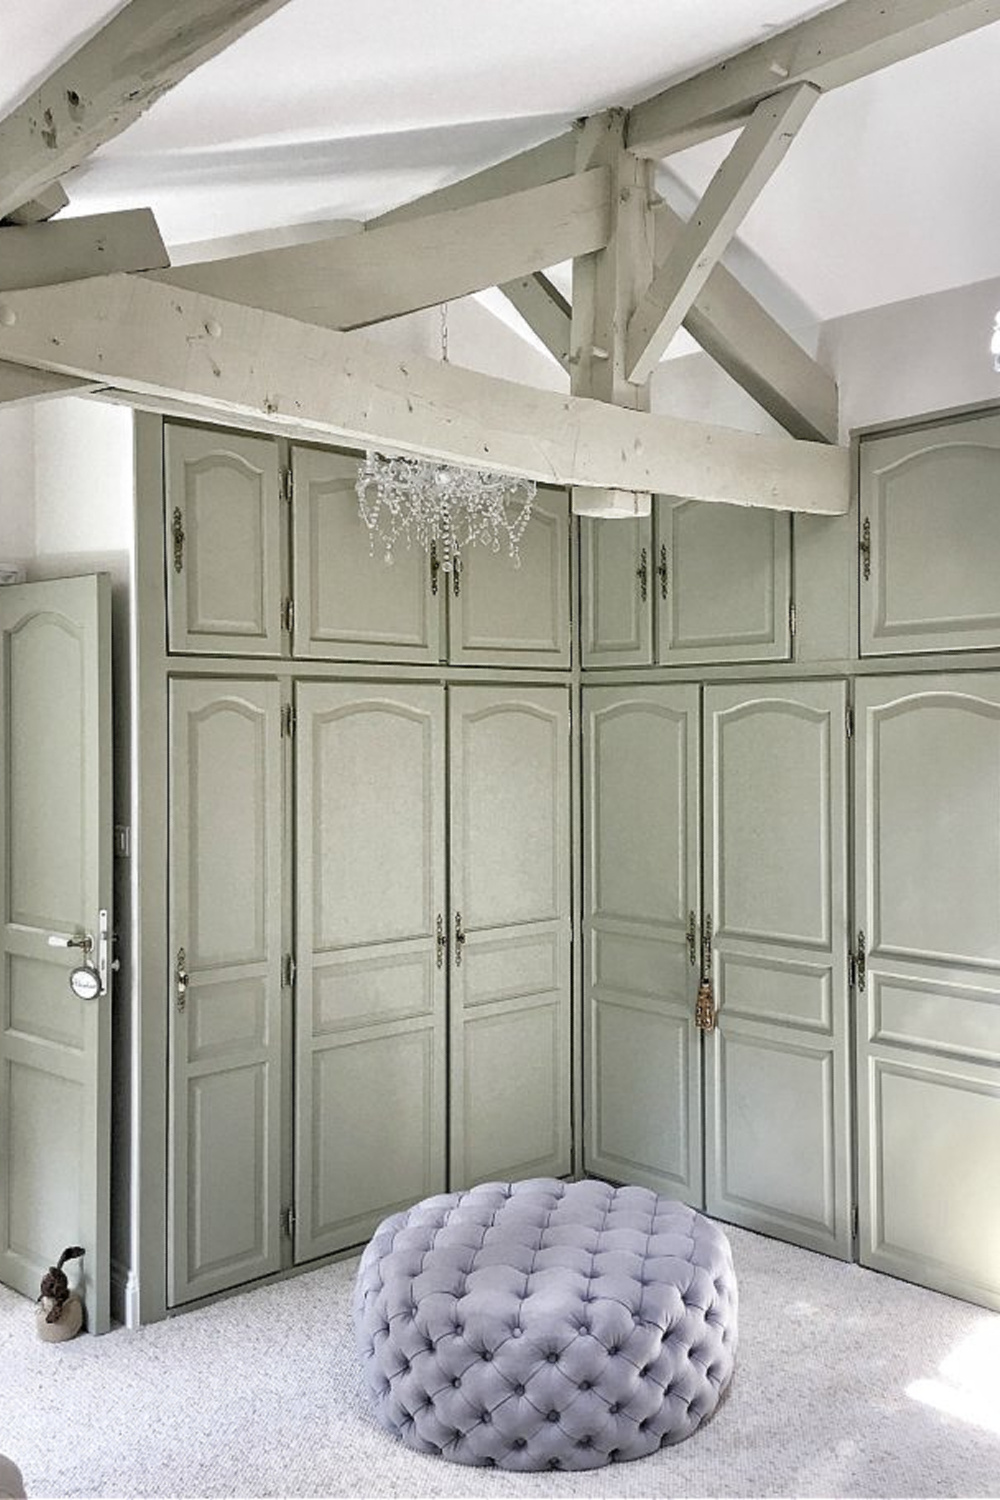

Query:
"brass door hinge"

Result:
[[281, 1205, 296, 1239], [658, 544, 669, 600], [281, 597, 295, 634], [856, 930, 867, 992], [686, 910, 697, 967], [281, 703, 296, 738], [282, 953, 296, 988], [848, 947, 857, 990], [850, 1204, 859, 1242], [175, 947, 188, 1013], [171, 507, 185, 573], [789, 600, 797, 638], [860, 517, 872, 581], [845, 705, 855, 740], [281, 468, 293, 503]]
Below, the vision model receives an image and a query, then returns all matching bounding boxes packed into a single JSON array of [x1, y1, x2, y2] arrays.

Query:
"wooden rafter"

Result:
[[0, 209, 168, 292], [2, 183, 69, 226], [0, 274, 848, 513], [654, 204, 837, 444], [368, 133, 577, 229], [627, 84, 819, 384], [498, 274, 572, 370], [628, 0, 1000, 158], [156, 170, 610, 331], [0, 0, 297, 220]]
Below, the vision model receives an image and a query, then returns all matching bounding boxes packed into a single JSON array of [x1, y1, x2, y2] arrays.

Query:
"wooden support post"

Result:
[[570, 111, 656, 514]]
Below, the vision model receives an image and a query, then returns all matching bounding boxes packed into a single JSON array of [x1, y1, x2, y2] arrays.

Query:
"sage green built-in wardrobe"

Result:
[[582, 406, 1000, 1312], [160, 423, 572, 1307], [142, 399, 1000, 1320]]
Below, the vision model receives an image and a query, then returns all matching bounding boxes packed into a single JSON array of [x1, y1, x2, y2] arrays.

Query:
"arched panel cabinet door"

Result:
[[448, 686, 572, 1187], [168, 680, 285, 1306], [582, 685, 702, 1204], [855, 674, 1000, 1310], [703, 680, 852, 1260], [165, 423, 284, 657], [859, 413, 1000, 656]]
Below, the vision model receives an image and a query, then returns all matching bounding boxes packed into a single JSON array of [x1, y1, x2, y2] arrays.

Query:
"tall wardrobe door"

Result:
[[295, 683, 447, 1258], [856, 674, 1000, 1309], [579, 516, 653, 667], [448, 490, 571, 668], [704, 682, 851, 1256], [292, 446, 443, 663], [448, 686, 571, 1187], [168, 680, 285, 1305], [165, 425, 284, 657], [656, 500, 791, 665], [582, 686, 702, 1202]]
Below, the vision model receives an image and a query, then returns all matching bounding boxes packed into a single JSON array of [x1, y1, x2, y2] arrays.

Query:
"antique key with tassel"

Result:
[[695, 913, 716, 1032]]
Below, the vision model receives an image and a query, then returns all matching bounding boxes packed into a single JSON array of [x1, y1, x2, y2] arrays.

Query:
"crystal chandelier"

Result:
[[357, 305, 535, 572]]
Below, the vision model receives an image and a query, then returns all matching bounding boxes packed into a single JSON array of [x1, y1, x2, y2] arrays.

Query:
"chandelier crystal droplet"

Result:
[[356, 301, 535, 571]]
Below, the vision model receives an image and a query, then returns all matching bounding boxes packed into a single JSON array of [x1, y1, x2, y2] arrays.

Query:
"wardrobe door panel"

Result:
[[860, 415, 1000, 656], [583, 686, 702, 1202], [168, 680, 284, 1305], [165, 425, 283, 656], [295, 683, 446, 1258], [449, 687, 571, 1186], [292, 446, 443, 663], [656, 499, 791, 665], [448, 490, 570, 667], [856, 674, 1000, 1309], [704, 681, 851, 1257], [580, 516, 653, 667]]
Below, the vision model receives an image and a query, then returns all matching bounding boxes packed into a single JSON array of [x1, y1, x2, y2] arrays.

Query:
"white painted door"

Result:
[[656, 500, 791, 665], [168, 679, 285, 1305], [582, 686, 702, 1202], [291, 445, 444, 663], [448, 490, 571, 668], [859, 414, 1000, 656], [0, 576, 113, 1331], [579, 517, 653, 667], [448, 686, 571, 1187], [855, 674, 1000, 1308], [294, 683, 447, 1257], [703, 682, 852, 1257], [165, 424, 284, 657]]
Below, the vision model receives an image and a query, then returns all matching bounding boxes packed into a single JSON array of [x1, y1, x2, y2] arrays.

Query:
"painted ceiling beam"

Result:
[[0, 0, 297, 220], [627, 84, 819, 385], [2, 183, 70, 226], [156, 170, 610, 331], [368, 133, 578, 229], [0, 273, 848, 513], [628, 0, 1000, 157], [0, 359, 94, 406], [654, 204, 838, 444], [498, 273, 572, 370], [0, 209, 169, 292]]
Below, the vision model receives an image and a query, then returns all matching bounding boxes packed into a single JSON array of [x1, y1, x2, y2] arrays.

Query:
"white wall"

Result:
[[0, 404, 36, 570], [821, 273, 1000, 437]]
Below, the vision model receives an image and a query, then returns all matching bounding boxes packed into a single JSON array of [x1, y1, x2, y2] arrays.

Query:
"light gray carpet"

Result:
[[2, 1224, 998, 1498]]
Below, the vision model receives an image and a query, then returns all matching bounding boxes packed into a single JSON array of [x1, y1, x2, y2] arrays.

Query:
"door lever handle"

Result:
[[48, 931, 92, 954]]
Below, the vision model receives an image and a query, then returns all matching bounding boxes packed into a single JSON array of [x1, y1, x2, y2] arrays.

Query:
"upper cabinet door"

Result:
[[656, 499, 791, 665], [447, 489, 571, 668], [580, 515, 653, 667], [292, 446, 443, 663], [860, 414, 1000, 657], [165, 424, 284, 657]]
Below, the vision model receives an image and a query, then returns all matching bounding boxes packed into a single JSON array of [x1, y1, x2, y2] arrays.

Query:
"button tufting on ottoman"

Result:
[[354, 1178, 738, 1472]]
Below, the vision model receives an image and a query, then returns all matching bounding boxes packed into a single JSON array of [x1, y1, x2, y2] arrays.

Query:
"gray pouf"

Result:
[[354, 1178, 737, 1472]]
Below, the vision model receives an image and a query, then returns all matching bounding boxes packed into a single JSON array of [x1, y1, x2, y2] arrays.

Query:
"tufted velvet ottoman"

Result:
[[354, 1178, 737, 1471]]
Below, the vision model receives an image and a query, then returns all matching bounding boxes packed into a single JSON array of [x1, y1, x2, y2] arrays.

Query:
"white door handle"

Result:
[[47, 931, 92, 953]]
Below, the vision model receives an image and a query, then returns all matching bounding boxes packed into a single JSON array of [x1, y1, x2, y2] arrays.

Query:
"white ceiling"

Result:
[[3, 0, 1000, 327]]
